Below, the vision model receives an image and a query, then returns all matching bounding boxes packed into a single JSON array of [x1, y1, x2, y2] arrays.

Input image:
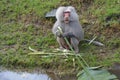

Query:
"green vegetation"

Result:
[[0, 0, 120, 75], [0, 0, 59, 68], [77, 67, 117, 80]]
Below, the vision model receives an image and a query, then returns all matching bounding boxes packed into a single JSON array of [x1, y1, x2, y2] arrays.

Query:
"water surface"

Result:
[[0, 70, 52, 80], [0, 69, 76, 80]]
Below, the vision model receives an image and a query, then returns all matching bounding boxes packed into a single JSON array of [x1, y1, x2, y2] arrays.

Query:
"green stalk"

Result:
[[58, 27, 94, 80]]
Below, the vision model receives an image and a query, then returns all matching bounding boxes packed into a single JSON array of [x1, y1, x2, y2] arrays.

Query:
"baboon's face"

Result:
[[63, 11, 70, 24]]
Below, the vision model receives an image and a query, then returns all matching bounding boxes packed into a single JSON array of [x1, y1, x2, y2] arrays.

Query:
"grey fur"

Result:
[[52, 6, 84, 53]]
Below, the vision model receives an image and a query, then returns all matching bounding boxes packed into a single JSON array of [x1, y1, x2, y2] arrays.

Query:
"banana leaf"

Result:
[[77, 66, 118, 80]]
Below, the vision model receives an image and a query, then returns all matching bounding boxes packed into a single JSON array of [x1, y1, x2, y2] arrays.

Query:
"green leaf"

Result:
[[77, 67, 118, 80]]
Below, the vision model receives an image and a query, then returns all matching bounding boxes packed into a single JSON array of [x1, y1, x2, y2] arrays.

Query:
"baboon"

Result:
[[52, 6, 103, 53], [52, 6, 84, 53]]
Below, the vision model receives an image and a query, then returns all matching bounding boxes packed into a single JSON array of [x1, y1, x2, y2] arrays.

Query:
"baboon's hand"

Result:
[[55, 30, 63, 37], [62, 32, 75, 38]]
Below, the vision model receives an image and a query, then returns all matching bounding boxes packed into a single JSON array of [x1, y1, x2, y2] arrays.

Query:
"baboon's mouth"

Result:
[[64, 20, 69, 24], [64, 16, 69, 24]]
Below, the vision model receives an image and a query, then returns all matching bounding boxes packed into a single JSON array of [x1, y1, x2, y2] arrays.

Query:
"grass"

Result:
[[0, 0, 59, 68], [91, 0, 120, 21], [0, 0, 120, 75]]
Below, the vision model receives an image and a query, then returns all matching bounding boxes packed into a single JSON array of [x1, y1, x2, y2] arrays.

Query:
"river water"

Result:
[[0, 68, 76, 80], [0, 71, 51, 80]]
